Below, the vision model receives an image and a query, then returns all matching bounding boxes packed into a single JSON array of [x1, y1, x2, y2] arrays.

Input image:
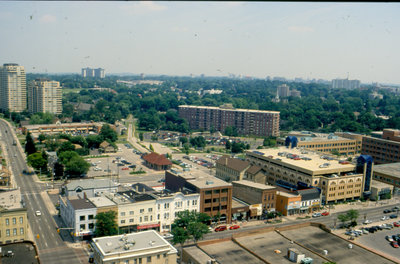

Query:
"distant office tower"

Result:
[[179, 104, 280, 137], [81, 67, 105, 78], [277, 84, 290, 98], [28, 79, 62, 115], [331, 78, 360, 89], [0, 63, 26, 113]]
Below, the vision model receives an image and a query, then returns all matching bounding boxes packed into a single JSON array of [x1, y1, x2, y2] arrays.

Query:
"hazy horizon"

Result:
[[1, 2, 399, 84]]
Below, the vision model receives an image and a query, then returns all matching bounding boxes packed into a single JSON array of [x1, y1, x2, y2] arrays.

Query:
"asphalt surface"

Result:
[[0, 119, 81, 264]]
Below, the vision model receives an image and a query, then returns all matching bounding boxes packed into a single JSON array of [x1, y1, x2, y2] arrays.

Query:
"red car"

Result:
[[121, 167, 129, 170], [321, 211, 330, 216], [229, 225, 240, 230], [214, 226, 227, 232], [391, 241, 399, 248], [394, 222, 400, 227]]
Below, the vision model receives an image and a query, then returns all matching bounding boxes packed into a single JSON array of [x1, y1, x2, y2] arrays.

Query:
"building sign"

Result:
[[137, 223, 160, 230]]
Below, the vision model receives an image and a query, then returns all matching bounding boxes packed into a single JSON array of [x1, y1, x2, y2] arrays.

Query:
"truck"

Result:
[[12, 140, 16, 146]]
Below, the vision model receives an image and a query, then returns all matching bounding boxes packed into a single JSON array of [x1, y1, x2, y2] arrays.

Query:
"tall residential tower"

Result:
[[28, 79, 62, 114], [0, 63, 26, 112]]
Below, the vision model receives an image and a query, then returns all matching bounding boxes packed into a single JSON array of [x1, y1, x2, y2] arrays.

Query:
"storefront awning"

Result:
[[137, 223, 160, 230]]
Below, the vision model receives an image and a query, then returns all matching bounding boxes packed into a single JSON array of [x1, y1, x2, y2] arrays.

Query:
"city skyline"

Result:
[[1, 2, 400, 84]]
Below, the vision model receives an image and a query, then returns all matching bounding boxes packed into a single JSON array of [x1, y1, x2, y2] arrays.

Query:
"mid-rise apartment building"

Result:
[[28, 79, 62, 114], [277, 84, 290, 98], [179, 104, 280, 137], [277, 131, 360, 156], [245, 147, 373, 204], [331, 78, 360, 89], [0, 189, 28, 244], [165, 169, 233, 223], [0, 63, 26, 112], [362, 129, 400, 164], [82, 67, 105, 78], [91, 230, 177, 264]]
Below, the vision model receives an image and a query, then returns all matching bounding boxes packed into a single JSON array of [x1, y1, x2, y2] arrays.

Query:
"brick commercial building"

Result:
[[362, 129, 400, 164], [165, 169, 233, 224], [372, 162, 400, 190], [232, 180, 276, 213], [142, 152, 172, 171], [178, 104, 280, 137], [215, 156, 250, 182]]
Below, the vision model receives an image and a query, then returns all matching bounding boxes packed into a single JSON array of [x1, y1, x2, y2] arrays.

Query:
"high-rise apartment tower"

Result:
[[28, 79, 62, 114], [0, 63, 26, 112]]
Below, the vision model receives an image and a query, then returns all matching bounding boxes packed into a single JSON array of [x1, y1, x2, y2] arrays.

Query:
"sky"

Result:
[[0, 1, 399, 84]]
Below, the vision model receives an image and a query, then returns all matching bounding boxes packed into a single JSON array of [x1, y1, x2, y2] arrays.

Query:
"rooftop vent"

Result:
[[206, 180, 214, 185]]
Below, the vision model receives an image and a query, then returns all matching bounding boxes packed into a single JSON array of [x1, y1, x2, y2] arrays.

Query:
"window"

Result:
[[140, 209, 144, 213], [80, 224, 85, 230], [80, 215, 85, 221], [13, 228, 17, 236], [144, 216, 148, 221], [12, 218, 16, 225], [148, 208, 153, 212], [20, 228, 24, 235], [139, 258, 142, 264], [157, 214, 160, 220], [147, 256, 152, 262], [130, 211, 134, 215], [192, 200, 197, 206], [205, 190, 212, 195], [121, 212, 126, 216], [121, 220, 126, 224], [157, 255, 160, 259], [89, 223, 94, 229], [5, 218, 9, 225], [88, 215, 94, 220], [213, 189, 220, 194], [129, 219, 134, 223], [19, 217, 23, 224], [140, 217, 142, 222], [6, 229, 10, 237]]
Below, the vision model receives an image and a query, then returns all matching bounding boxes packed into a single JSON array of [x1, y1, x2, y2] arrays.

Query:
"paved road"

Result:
[[0, 119, 82, 264]]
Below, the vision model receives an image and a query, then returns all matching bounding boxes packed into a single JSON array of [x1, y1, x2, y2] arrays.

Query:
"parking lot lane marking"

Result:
[[45, 241, 48, 247]]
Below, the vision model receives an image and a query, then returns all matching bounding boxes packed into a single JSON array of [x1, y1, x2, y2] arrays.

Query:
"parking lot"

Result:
[[356, 227, 400, 262], [281, 226, 397, 264], [234, 229, 326, 263]]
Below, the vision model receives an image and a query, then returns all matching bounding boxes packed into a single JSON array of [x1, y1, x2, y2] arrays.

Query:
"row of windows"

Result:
[[204, 205, 227, 212], [109, 253, 168, 264], [5, 217, 23, 226], [3, 228, 24, 237], [204, 189, 229, 195], [80, 215, 94, 221], [204, 197, 228, 203]]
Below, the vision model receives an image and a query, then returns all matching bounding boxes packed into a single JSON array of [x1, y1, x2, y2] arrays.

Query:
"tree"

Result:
[[139, 132, 144, 141], [100, 124, 118, 142], [56, 141, 75, 156], [38, 134, 46, 144], [149, 144, 154, 152], [337, 214, 349, 228], [27, 152, 47, 171], [58, 151, 89, 178], [225, 140, 231, 150], [25, 132, 37, 155], [346, 209, 359, 225], [94, 211, 118, 237], [187, 222, 209, 243], [179, 137, 188, 145], [53, 162, 64, 180], [224, 126, 238, 137], [190, 136, 206, 149], [231, 142, 245, 153], [171, 227, 189, 259]]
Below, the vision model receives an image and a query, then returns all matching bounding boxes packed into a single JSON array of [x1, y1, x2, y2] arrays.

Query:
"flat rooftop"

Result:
[[373, 163, 400, 179], [0, 189, 24, 210], [88, 196, 116, 207], [371, 180, 393, 189], [68, 196, 96, 210], [65, 178, 118, 191], [246, 147, 356, 176], [92, 230, 177, 256], [169, 169, 232, 189], [285, 131, 354, 142], [23, 122, 103, 129], [179, 105, 280, 114], [232, 180, 276, 190]]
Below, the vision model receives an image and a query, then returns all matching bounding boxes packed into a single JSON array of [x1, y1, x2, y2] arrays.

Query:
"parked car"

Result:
[[384, 209, 391, 214], [128, 165, 137, 168], [35, 210, 41, 216], [121, 167, 129, 170], [394, 222, 400, 227], [321, 211, 329, 216], [386, 235, 394, 242], [390, 214, 398, 219], [363, 219, 372, 224], [162, 233, 173, 239], [312, 213, 322, 218], [214, 226, 227, 232], [391, 241, 399, 248], [381, 216, 389, 221], [229, 225, 240, 230]]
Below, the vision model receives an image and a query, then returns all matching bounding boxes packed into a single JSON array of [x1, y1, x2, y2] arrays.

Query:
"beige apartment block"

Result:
[[277, 131, 359, 156], [245, 147, 366, 203], [0, 63, 26, 112], [28, 78, 62, 114]]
